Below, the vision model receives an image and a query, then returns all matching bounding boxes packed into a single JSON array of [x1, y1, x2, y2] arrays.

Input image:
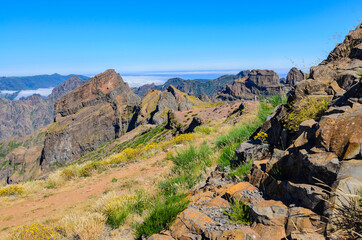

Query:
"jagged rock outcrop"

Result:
[[136, 85, 202, 125], [40, 69, 140, 168], [217, 70, 283, 100], [286, 67, 306, 86], [235, 24, 362, 239]]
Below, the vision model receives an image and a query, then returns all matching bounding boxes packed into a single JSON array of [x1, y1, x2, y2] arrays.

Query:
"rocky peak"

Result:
[[40, 69, 140, 168], [326, 24, 362, 62], [247, 69, 280, 87], [217, 69, 282, 100], [54, 69, 139, 120], [286, 67, 305, 86], [135, 85, 203, 125]]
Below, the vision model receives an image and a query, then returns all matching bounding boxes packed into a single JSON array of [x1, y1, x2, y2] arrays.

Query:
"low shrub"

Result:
[[0, 184, 24, 197], [170, 142, 212, 174], [79, 161, 106, 177], [45, 171, 65, 189], [8, 222, 59, 240], [194, 125, 213, 135], [95, 191, 152, 229], [284, 96, 329, 133], [218, 142, 239, 168]]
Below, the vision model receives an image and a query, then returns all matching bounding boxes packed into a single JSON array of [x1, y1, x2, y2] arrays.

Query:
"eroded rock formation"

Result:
[[217, 69, 283, 101], [40, 69, 140, 168]]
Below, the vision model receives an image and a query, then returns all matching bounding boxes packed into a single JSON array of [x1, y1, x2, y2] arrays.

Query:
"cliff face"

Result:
[[40, 69, 140, 168], [217, 69, 283, 100], [0, 96, 53, 140]]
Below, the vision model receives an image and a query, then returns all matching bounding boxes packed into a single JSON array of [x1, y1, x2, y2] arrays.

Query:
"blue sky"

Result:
[[0, 0, 361, 77]]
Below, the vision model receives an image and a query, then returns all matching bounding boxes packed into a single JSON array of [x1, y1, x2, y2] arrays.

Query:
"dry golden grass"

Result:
[[55, 212, 106, 240]]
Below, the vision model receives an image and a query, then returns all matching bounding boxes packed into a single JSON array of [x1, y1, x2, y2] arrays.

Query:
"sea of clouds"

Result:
[[13, 87, 54, 100]]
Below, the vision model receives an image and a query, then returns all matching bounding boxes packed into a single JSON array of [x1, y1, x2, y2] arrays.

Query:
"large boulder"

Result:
[[316, 107, 362, 160], [249, 199, 289, 226]]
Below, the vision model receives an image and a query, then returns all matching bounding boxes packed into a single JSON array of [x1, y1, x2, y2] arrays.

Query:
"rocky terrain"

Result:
[[148, 24, 362, 240], [0, 23, 360, 240]]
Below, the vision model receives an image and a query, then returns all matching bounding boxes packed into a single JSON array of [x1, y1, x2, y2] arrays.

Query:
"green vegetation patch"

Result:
[[284, 96, 329, 133], [224, 200, 253, 225]]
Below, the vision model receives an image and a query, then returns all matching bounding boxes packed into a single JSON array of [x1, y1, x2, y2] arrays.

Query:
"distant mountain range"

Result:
[[0, 73, 88, 91], [132, 70, 251, 97]]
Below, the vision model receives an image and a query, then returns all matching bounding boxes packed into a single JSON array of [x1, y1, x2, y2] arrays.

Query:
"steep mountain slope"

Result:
[[0, 75, 90, 141], [40, 69, 140, 168], [46, 75, 89, 105], [0, 73, 88, 91], [0, 96, 53, 140]]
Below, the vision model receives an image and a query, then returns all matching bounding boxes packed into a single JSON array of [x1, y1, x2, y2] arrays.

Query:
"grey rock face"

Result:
[[286, 67, 305, 86]]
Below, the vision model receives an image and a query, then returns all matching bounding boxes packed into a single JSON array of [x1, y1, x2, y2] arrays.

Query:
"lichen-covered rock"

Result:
[[220, 228, 261, 240], [224, 182, 258, 202], [254, 224, 286, 240], [235, 141, 269, 163], [316, 107, 362, 159], [148, 233, 175, 240], [169, 207, 214, 237], [249, 199, 288, 226], [286, 207, 325, 236]]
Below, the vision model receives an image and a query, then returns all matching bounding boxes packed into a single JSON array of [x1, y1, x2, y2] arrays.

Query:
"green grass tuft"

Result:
[[134, 194, 189, 239], [224, 200, 253, 225]]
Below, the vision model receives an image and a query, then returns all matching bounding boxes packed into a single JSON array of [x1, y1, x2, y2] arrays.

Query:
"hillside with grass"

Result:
[[0, 24, 361, 240]]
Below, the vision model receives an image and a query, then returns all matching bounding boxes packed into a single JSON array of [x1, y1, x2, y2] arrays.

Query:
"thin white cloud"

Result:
[[0, 90, 17, 94], [14, 87, 54, 100], [122, 76, 170, 87]]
